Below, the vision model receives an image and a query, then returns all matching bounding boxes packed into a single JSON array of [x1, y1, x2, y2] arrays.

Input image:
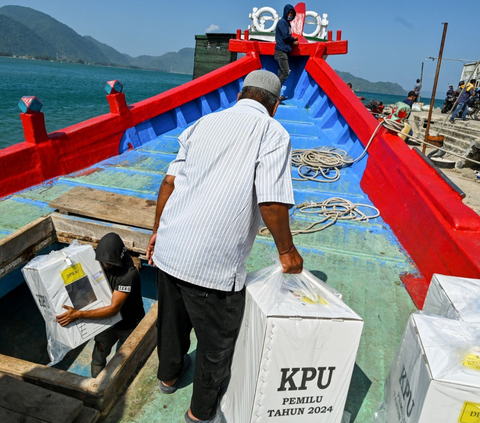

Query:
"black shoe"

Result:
[[158, 354, 191, 394], [279, 95, 287, 101], [449, 119, 455, 124]]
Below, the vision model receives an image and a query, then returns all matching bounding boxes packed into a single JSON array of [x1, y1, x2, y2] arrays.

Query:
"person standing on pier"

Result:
[[146, 70, 303, 423], [413, 79, 422, 101], [274, 4, 299, 100]]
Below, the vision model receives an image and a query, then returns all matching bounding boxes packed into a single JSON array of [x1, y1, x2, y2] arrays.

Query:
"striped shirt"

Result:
[[152, 98, 294, 291]]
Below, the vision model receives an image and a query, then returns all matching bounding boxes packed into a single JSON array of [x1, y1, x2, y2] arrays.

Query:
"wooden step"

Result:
[[0, 374, 83, 423]]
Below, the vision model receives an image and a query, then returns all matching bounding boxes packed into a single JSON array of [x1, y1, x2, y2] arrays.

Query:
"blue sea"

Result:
[[0, 57, 191, 149], [0, 57, 443, 149]]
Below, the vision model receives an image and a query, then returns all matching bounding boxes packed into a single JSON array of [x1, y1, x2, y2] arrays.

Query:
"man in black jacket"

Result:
[[56, 233, 145, 377], [274, 4, 299, 100]]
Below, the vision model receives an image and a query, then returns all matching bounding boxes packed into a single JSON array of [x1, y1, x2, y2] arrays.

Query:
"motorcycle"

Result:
[[467, 95, 480, 121], [441, 94, 456, 113]]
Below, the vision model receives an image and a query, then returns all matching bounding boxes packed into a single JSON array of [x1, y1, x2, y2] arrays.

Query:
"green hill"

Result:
[[130, 48, 194, 74], [0, 5, 407, 91], [336, 70, 406, 95], [0, 14, 55, 58], [84, 35, 131, 67], [0, 5, 109, 63]]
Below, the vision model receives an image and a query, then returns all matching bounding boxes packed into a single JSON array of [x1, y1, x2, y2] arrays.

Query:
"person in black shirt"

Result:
[[56, 233, 145, 377], [402, 91, 417, 108]]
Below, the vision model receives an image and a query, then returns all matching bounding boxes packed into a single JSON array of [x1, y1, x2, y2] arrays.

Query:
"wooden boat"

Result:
[[1, 3, 480, 421]]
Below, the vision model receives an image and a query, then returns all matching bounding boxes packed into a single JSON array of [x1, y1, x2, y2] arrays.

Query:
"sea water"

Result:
[[0, 57, 444, 150], [0, 57, 191, 149]]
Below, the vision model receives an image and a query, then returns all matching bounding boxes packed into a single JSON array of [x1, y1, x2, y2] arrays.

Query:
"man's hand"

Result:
[[56, 305, 81, 327], [146, 233, 157, 266], [279, 244, 303, 273]]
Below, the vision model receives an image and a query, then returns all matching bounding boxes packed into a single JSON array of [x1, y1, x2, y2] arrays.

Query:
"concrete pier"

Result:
[[409, 108, 480, 215]]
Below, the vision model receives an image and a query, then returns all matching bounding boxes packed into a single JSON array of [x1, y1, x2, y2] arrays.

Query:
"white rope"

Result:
[[258, 197, 380, 236], [291, 122, 383, 183]]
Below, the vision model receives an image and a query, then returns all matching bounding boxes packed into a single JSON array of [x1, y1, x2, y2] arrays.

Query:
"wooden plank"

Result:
[[0, 375, 83, 423], [51, 213, 151, 254], [49, 187, 156, 230], [0, 408, 46, 423], [0, 216, 53, 266]]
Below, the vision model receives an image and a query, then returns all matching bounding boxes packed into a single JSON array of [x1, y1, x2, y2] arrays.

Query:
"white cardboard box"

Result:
[[423, 274, 480, 321], [22, 242, 122, 364], [380, 313, 480, 423], [219, 266, 363, 423]]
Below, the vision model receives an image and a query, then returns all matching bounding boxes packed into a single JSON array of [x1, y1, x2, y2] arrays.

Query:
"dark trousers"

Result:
[[274, 49, 290, 86], [91, 326, 133, 378], [156, 268, 245, 420]]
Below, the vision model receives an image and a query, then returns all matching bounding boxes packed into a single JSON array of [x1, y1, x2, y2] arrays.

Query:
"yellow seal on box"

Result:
[[458, 401, 480, 423], [61, 263, 86, 285]]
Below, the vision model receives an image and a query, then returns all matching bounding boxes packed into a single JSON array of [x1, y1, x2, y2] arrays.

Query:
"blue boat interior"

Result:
[[0, 58, 418, 421]]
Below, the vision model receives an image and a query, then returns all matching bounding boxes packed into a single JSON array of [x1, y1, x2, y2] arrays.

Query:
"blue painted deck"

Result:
[[0, 70, 418, 422]]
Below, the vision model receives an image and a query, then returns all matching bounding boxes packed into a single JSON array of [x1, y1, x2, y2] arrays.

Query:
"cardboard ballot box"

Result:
[[22, 241, 121, 365], [219, 265, 363, 423], [423, 274, 480, 321], [379, 313, 480, 423]]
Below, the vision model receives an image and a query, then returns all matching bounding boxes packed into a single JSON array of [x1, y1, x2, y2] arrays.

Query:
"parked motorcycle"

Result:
[[466, 93, 480, 121], [467, 103, 480, 121], [441, 95, 456, 113]]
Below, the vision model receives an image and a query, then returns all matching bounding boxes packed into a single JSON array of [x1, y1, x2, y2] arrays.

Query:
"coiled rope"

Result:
[[292, 123, 382, 182], [259, 124, 386, 236], [258, 197, 380, 236]]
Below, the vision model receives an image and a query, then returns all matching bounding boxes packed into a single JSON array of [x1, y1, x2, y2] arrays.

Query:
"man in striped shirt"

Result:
[[146, 70, 303, 423]]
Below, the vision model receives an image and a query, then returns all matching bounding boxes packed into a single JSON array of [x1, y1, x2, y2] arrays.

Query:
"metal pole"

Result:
[[423, 23, 448, 155], [419, 61, 424, 103]]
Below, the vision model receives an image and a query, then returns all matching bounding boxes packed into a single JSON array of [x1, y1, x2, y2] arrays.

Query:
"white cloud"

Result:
[[205, 24, 220, 33]]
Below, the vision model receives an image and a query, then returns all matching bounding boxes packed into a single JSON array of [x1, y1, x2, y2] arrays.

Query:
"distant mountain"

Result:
[[0, 5, 405, 91], [0, 13, 56, 58], [130, 48, 194, 74], [336, 70, 406, 96], [0, 5, 109, 63], [84, 35, 131, 67], [0, 5, 194, 73]]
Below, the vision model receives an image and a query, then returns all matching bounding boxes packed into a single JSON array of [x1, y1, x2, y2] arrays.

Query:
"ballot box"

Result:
[[423, 274, 480, 322], [22, 241, 122, 365], [377, 313, 480, 423], [218, 264, 364, 423]]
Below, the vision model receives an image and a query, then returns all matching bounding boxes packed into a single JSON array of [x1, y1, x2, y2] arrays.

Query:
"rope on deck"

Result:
[[258, 198, 380, 236], [291, 122, 382, 183]]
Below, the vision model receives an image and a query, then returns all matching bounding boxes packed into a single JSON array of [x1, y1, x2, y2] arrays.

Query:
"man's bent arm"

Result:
[[259, 202, 303, 273], [56, 290, 128, 326], [146, 175, 176, 264]]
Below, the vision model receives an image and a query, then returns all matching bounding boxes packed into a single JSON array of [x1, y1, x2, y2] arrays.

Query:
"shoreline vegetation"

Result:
[[0, 51, 191, 74]]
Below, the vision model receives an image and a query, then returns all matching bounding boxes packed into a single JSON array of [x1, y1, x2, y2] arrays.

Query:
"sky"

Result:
[[1, 0, 479, 98]]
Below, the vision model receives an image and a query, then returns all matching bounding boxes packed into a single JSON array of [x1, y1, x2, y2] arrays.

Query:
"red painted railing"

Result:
[[304, 45, 480, 307], [0, 47, 262, 199]]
